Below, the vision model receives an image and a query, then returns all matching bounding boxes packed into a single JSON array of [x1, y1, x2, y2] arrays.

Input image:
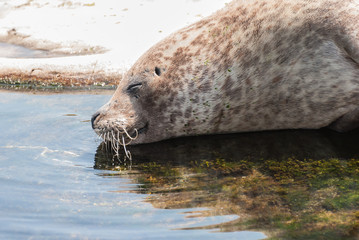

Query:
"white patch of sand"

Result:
[[0, 0, 230, 85]]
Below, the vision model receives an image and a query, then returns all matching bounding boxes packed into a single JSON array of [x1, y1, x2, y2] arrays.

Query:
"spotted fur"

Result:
[[92, 0, 359, 144]]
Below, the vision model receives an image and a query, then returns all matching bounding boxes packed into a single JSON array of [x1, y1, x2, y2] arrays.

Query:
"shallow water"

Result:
[[0, 91, 267, 240]]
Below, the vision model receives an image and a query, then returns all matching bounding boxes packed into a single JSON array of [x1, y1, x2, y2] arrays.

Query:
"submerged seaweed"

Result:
[[94, 129, 359, 239]]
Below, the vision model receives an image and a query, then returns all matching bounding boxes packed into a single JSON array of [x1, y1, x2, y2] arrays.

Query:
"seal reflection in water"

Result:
[[92, 0, 359, 146]]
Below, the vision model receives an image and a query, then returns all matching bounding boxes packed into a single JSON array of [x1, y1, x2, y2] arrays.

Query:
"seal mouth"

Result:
[[136, 122, 148, 136], [96, 122, 149, 160], [96, 122, 148, 144]]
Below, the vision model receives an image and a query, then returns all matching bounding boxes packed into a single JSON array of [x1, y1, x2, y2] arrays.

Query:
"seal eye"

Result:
[[127, 83, 142, 98], [154, 67, 161, 76]]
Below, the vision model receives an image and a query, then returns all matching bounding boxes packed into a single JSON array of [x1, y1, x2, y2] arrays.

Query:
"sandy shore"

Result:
[[0, 0, 230, 88]]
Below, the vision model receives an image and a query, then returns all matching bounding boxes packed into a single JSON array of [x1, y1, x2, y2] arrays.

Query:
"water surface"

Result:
[[0, 91, 267, 240]]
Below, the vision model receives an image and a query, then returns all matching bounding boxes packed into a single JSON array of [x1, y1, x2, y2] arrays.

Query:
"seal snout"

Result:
[[91, 112, 101, 129]]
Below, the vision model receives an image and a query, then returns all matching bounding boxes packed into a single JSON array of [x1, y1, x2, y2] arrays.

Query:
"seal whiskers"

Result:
[[97, 126, 138, 160], [121, 134, 132, 160]]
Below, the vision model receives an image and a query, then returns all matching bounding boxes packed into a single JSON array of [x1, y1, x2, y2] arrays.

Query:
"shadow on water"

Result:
[[94, 129, 359, 240]]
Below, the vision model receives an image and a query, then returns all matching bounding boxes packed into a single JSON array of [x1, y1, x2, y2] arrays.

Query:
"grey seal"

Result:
[[92, 0, 359, 145]]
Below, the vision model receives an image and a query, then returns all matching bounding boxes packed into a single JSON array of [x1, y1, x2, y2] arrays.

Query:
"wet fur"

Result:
[[92, 0, 359, 144]]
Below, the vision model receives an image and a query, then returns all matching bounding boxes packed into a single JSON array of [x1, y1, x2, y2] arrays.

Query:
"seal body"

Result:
[[92, 0, 359, 144]]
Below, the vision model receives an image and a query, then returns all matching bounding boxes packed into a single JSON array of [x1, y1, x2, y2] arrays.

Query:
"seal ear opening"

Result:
[[154, 67, 161, 76]]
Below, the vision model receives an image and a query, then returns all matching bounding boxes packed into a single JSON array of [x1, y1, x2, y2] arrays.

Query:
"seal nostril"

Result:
[[91, 112, 101, 129]]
